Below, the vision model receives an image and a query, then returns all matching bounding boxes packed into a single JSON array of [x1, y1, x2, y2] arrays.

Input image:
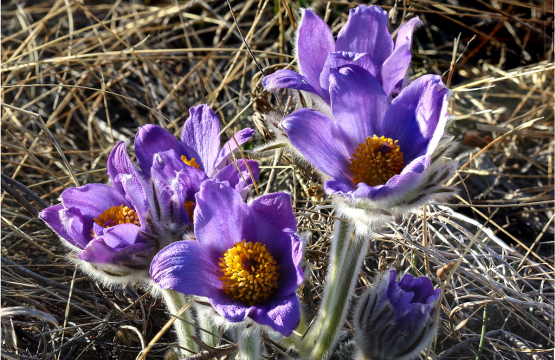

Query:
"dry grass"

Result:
[[1, 0, 553, 359]]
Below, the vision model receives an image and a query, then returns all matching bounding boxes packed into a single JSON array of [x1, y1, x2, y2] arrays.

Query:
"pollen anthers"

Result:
[[181, 155, 200, 170], [218, 239, 280, 306], [91, 204, 141, 237], [349, 135, 404, 187], [183, 200, 195, 222]]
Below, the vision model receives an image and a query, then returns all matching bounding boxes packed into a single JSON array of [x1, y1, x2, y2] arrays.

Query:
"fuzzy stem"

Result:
[[307, 235, 368, 359], [198, 309, 219, 347], [237, 328, 261, 360], [306, 217, 353, 342], [160, 289, 198, 354]]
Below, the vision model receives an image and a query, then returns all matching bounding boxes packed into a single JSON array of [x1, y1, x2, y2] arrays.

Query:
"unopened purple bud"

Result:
[[354, 270, 440, 360]]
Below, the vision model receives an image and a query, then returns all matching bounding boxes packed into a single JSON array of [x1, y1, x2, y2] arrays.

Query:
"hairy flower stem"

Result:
[[198, 310, 219, 347], [160, 289, 198, 355], [305, 220, 368, 359], [237, 328, 261, 360]]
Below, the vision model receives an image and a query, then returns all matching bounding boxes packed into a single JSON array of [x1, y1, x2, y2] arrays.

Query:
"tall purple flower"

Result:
[[39, 141, 191, 283], [134, 104, 259, 207], [281, 65, 457, 233], [354, 270, 440, 360], [263, 5, 422, 106], [150, 180, 304, 336]]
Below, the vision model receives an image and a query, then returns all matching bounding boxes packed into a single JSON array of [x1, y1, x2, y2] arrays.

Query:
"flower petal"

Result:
[[379, 45, 411, 97], [262, 70, 321, 96], [380, 75, 448, 163], [209, 293, 250, 323], [214, 159, 259, 190], [181, 105, 221, 175], [150, 240, 222, 297], [335, 5, 393, 67], [297, 9, 335, 94], [320, 52, 379, 102], [282, 109, 351, 179], [60, 183, 129, 220], [353, 171, 425, 201], [324, 177, 356, 195], [398, 273, 439, 304], [194, 180, 254, 263], [134, 125, 180, 176], [395, 17, 423, 50], [214, 128, 255, 172], [40, 204, 89, 248], [248, 293, 301, 336], [386, 270, 414, 310], [330, 65, 389, 152]]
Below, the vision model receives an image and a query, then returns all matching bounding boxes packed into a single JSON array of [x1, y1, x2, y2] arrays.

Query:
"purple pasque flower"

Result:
[[281, 65, 457, 232], [150, 180, 304, 336], [39, 141, 191, 283], [134, 104, 259, 203], [354, 270, 440, 360], [263, 5, 422, 106]]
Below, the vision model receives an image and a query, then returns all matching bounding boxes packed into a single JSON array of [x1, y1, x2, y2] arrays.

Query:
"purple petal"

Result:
[[398, 273, 438, 304], [150, 240, 222, 297], [297, 9, 335, 94], [214, 128, 255, 172], [380, 75, 448, 163], [209, 293, 249, 323], [282, 109, 351, 179], [107, 142, 138, 194], [387, 270, 414, 310], [323, 177, 356, 195], [320, 52, 379, 102], [114, 173, 151, 221], [134, 125, 180, 176], [214, 159, 259, 190], [40, 204, 89, 248], [249, 194, 303, 296], [379, 45, 411, 97], [353, 171, 425, 201], [330, 65, 389, 152], [181, 105, 221, 176], [335, 5, 393, 67], [150, 150, 187, 222], [60, 183, 129, 220], [194, 180, 254, 263], [173, 167, 208, 223], [248, 293, 301, 336], [395, 17, 423, 50], [262, 70, 321, 97]]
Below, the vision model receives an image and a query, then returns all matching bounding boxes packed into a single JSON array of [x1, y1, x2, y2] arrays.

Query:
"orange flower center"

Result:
[[181, 155, 200, 169], [218, 240, 280, 306], [349, 135, 404, 187], [183, 200, 195, 222], [90, 204, 141, 238]]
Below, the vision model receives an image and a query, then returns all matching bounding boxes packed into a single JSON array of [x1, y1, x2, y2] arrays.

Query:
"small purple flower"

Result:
[[134, 104, 259, 206], [39, 141, 188, 282], [281, 65, 457, 232], [263, 5, 422, 105], [354, 270, 440, 360], [150, 180, 304, 336]]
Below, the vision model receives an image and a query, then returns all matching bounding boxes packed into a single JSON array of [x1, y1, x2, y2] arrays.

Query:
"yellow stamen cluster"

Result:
[[181, 155, 200, 169], [183, 200, 195, 222], [90, 205, 141, 237], [349, 135, 404, 187], [218, 240, 280, 306]]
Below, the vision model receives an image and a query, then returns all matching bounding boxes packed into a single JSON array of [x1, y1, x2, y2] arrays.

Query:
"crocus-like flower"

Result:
[[40, 140, 192, 284], [281, 65, 457, 233], [134, 104, 259, 203], [263, 5, 422, 108], [150, 180, 304, 336], [353, 270, 440, 360]]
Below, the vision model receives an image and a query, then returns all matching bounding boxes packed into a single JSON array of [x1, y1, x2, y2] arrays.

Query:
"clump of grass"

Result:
[[1, 1, 553, 359]]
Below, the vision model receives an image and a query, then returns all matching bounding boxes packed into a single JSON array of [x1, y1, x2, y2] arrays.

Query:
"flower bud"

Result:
[[354, 270, 440, 360]]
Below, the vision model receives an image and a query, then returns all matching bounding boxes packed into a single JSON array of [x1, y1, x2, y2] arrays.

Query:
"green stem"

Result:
[[237, 328, 261, 360], [160, 289, 198, 354], [198, 308, 219, 347], [476, 305, 487, 360], [305, 218, 353, 341], [309, 238, 368, 359]]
